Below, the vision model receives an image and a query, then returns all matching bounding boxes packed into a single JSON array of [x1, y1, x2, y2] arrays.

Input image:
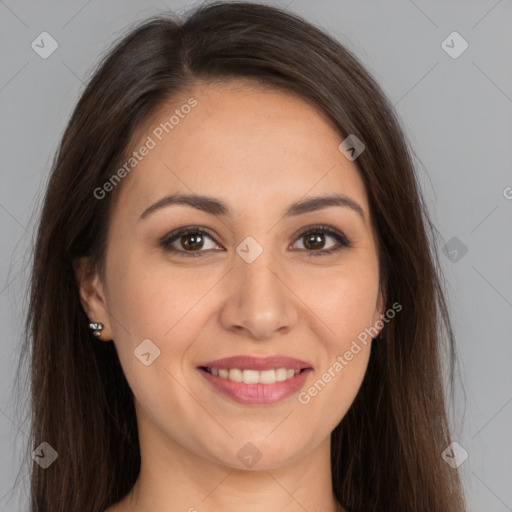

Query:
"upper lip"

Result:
[[198, 355, 313, 371]]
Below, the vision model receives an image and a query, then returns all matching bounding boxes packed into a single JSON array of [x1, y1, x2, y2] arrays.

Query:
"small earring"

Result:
[[89, 322, 104, 338]]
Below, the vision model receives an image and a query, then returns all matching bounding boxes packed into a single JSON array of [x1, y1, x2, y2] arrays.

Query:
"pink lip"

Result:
[[198, 355, 313, 371], [198, 367, 312, 405]]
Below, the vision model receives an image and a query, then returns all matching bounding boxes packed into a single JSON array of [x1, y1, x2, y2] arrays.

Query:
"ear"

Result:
[[73, 257, 113, 341]]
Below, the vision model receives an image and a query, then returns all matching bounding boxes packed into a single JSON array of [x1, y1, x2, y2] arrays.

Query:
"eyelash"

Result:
[[158, 224, 352, 258]]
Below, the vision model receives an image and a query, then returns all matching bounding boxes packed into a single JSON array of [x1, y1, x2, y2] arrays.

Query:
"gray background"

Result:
[[1, 0, 511, 510]]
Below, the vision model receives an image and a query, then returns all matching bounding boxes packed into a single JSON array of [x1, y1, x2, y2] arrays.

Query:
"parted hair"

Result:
[[18, 2, 465, 511]]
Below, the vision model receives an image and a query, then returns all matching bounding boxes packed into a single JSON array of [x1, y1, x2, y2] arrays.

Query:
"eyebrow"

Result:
[[138, 193, 366, 223]]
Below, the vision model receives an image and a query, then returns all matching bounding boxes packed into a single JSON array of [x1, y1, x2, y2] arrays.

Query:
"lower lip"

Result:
[[198, 368, 312, 405]]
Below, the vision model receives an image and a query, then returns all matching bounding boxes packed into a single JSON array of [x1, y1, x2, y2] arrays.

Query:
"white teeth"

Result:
[[259, 369, 276, 384], [229, 368, 243, 383], [275, 368, 287, 381], [242, 369, 259, 384], [207, 367, 303, 384]]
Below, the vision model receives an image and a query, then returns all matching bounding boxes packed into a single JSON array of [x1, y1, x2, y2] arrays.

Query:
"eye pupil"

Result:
[[304, 233, 325, 250], [182, 233, 204, 250], [161, 225, 348, 258]]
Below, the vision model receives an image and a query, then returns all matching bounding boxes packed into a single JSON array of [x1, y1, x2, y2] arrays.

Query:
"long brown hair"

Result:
[[16, 2, 465, 510]]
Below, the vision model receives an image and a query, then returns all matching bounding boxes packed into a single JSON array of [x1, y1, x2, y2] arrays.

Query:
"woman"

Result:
[[22, 1, 466, 511]]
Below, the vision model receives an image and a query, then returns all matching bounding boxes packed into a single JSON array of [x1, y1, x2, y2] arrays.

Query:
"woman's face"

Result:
[[79, 80, 384, 470]]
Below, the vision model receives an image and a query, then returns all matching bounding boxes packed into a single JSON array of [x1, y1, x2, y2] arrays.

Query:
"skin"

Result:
[[76, 80, 385, 512]]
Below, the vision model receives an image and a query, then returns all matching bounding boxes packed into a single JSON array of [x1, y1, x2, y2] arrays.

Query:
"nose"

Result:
[[219, 251, 298, 340]]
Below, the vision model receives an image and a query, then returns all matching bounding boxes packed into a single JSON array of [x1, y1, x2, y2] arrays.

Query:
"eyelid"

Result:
[[158, 225, 222, 254], [292, 224, 352, 246], [159, 223, 352, 256]]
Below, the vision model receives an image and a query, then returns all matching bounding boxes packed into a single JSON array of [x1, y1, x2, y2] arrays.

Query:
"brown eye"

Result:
[[303, 232, 329, 250], [292, 225, 352, 256], [180, 232, 205, 251], [159, 227, 221, 257], [159, 224, 352, 259]]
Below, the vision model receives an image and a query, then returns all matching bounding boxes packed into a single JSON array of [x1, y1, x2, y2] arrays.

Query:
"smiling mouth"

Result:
[[199, 366, 309, 385]]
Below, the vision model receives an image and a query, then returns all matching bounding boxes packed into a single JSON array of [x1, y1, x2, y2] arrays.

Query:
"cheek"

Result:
[[293, 259, 380, 347], [104, 250, 221, 395], [104, 258, 205, 422], [105, 248, 199, 341], [290, 257, 378, 410]]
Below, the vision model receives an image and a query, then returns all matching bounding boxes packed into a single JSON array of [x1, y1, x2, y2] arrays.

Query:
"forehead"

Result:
[[113, 80, 370, 221]]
